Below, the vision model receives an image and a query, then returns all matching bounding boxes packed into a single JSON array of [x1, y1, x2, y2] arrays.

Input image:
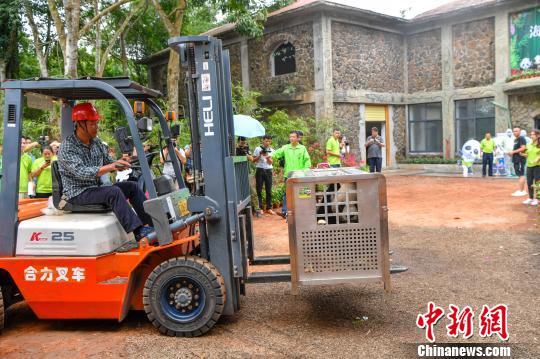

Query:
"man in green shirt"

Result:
[[272, 131, 312, 218], [19, 137, 33, 199], [480, 132, 496, 177], [326, 128, 342, 167]]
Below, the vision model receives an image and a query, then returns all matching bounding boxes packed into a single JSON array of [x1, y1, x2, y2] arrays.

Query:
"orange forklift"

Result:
[[0, 74, 239, 336]]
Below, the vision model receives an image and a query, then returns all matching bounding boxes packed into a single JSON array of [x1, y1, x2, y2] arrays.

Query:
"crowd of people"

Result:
[[12, 118, 391, 224], [507, 128, 540, 206], [17, 136, 61, 199], [475, 127, 540, 206], [11, 101, 537, 246], [234, 127, 386, 219]]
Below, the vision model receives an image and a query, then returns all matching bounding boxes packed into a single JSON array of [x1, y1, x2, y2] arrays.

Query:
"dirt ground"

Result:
[[1, 175, 538, 358]]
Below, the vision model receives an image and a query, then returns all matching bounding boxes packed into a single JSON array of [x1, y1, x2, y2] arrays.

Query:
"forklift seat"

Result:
[[52, 161, 111, 213]]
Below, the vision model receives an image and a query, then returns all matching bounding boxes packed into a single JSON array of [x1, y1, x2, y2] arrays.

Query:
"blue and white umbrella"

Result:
[[233, 114, 266, 138]]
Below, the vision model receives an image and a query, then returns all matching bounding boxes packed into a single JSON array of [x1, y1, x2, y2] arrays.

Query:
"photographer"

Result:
[[235, 136, 253, 161], [365, 127, 385, 173], [253, 135, 275, 215], [30, 146, 56, 198]]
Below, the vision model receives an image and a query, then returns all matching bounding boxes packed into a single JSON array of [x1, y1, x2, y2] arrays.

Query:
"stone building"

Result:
[[142, 0, 540, 167]]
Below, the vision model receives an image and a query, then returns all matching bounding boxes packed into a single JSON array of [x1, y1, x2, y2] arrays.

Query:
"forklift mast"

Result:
[[169, 36, 253, 316]]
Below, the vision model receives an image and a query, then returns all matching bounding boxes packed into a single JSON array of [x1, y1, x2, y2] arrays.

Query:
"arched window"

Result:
[[272, 42, 296, 76]]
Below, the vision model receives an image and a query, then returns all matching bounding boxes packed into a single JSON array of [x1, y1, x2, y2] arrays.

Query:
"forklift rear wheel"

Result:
[[0, 285, 5, 331], [143, 256, 225, 337]]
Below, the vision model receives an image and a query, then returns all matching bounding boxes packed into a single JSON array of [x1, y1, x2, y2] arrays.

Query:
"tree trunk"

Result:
[[166, 50, 180, 112], [48, 0, 67, 56], [23, 0, 49, 77], [63, 0, 81, 78], [152, 0, 186, 112], [0, 59, 6, 83], [120, 32, 128, 76], [94, 0, 101, 75]]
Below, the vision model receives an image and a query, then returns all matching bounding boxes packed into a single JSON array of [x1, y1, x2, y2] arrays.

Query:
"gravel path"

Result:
[[1, 176, 538, 358]]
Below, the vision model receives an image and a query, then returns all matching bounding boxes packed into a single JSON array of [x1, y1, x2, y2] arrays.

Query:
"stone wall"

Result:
[[248, 22, 314, 94], [280, 103, 316, 119], [509, 93, 540, 130], [392, 105, 406, 158], [452, 18, 495, 89], [332, 21, 404, 93], [148, 62, 168, 96], [334, 103, 360, 156], [407, 30, 442, 93], [225, 42, 242, 86]]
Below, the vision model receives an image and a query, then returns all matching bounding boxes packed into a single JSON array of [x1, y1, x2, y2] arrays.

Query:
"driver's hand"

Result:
[[121, 154, 131, 162]]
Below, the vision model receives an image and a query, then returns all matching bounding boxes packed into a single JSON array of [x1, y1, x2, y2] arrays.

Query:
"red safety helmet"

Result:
[[72, 103, 100, 122]]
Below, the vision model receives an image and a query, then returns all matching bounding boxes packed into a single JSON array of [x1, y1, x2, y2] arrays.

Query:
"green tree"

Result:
[[0, 0, 21, 81], [151, 0, 293, 113]]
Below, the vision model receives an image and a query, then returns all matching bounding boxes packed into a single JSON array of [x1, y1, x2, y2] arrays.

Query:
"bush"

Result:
[[398, 156, 457, 165], [251, 181, 285, 210]]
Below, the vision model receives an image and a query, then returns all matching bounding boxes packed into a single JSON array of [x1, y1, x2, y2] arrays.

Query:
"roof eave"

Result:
[[203, 0, 409, 38]]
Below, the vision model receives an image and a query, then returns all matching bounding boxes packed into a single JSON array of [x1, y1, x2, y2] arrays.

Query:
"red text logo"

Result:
[[417, 303, 509, 342], [29, 232, 48, 241]]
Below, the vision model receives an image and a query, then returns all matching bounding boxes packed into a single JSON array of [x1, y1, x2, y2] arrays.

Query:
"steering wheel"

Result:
[[126, 151, 160, 169]]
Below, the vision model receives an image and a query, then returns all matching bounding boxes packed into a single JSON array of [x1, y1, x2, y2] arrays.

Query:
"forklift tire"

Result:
[[143, 256, 225, 337], [0, 286, 4, 332]]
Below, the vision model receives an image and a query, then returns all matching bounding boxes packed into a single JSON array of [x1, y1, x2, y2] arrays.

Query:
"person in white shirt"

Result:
[[160, 139, 186, 182], [253, 135, 275, 215]]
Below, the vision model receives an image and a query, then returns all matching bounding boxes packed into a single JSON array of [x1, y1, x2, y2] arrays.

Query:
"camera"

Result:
[[261, 147, 272, 155], [38, 135, 49, 147]]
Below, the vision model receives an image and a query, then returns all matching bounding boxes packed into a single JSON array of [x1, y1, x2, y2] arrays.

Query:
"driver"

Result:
[[57, 103, 154, 241]]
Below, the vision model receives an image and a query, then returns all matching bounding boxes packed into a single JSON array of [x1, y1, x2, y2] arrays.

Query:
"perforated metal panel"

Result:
[[286, 168, 390, 293], [301, 227, 379, 273]]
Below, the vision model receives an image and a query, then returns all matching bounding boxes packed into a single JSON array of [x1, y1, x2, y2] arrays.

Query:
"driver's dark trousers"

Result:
[[69, 181, 152, 233]]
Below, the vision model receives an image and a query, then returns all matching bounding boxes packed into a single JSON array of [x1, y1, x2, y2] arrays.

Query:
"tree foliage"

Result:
[[1, 0, 294, 146], [0, 0, 21, 81]]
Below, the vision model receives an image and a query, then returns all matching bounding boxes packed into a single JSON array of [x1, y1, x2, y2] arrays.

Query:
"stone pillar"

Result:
[[388, 106, 397, 168], [359, 104, 366, 162], [313, 14, 333, 120], [403, 36, 409, 94], [240, 38, 250, 91], [494, 12, 510, 132], [441, 23, 455, 157]]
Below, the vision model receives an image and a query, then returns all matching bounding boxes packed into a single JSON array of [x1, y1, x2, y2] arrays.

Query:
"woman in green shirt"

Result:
[[522, 130, 540, 206], [30, 146, 56, 198]]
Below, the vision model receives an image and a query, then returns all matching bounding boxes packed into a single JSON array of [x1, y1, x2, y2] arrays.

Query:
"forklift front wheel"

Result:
[[143, 256, 225, 337]]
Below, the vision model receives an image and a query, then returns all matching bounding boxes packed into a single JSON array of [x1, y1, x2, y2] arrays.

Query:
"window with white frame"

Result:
[[272, 42, 296, 76], [408, 103, 443, 153]]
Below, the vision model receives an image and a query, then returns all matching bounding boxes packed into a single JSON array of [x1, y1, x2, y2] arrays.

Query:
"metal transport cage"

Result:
[[286, 167, 390, 294]]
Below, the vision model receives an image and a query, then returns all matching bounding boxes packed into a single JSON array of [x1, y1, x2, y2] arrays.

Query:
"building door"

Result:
[[535, 116, 540, 130], [365, 105, 390, 167]]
